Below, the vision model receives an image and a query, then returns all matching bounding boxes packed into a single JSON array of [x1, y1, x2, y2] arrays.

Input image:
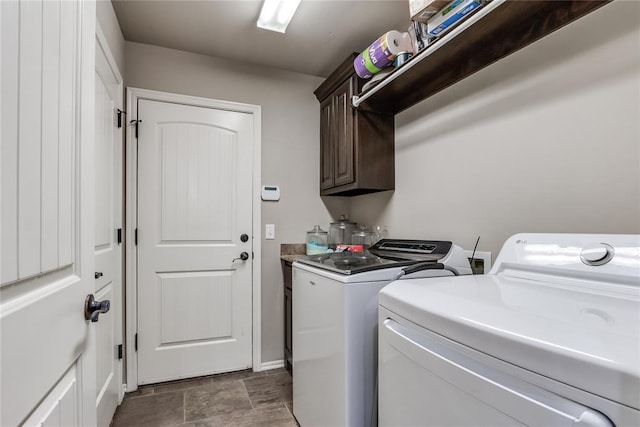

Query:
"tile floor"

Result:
[[112, 368, 297, 427]]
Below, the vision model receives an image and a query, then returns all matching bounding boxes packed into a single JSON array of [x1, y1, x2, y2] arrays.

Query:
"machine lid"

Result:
[[298, 251, 417, 275], [379, 274, 640, 409], [368, 239, 452, 261]]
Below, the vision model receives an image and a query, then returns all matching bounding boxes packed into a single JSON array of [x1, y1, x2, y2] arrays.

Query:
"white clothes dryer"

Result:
[[378, 233, 640, 426]]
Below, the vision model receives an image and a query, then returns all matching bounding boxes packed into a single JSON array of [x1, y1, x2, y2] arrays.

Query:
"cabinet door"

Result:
[[332, 78, 355, 187], [319, 97, 334, 190]]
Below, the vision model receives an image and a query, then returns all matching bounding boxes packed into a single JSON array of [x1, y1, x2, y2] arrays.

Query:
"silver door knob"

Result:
[[84, 294, 110, 322]]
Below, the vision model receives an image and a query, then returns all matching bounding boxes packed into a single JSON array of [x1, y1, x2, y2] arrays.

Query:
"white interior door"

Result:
[[0, 0, 96, 425], [136, 98, 254, 384], [94, 26, 124, 426]]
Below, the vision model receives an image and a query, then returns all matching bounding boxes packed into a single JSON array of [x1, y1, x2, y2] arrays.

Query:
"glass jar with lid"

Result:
[[328, 215, 358, 248], [351, 225, 375, 249], [306, 225, 329, 255]]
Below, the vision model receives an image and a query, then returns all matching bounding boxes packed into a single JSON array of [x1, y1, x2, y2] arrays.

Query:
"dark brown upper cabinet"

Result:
[[314, 54, 395, 197]]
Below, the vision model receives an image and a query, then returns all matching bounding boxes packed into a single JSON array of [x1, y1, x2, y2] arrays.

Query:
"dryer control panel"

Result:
[[490, 233, 640, 286]]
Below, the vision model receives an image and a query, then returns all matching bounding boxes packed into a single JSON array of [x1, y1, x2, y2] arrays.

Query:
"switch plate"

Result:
[[265, 224, 275, 240]]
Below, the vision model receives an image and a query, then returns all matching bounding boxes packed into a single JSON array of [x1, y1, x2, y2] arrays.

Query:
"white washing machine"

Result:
[[292, 239, 472, 427], [378, 233, 640, 426]]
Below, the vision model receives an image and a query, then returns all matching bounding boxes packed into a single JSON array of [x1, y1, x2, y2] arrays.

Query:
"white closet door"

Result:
[[0, 1, 97, 425]]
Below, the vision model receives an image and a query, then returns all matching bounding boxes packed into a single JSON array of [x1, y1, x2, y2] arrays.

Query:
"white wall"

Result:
[[96, 0, 125, 74], [124, 42, 349, 364], [351, 1, 640, 259]]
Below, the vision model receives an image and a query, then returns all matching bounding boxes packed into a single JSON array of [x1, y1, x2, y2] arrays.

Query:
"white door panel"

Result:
[[1, 0, 96, 425], [2, 273, 90, 426], [94, 77, 115, 252], [17, 0, 44, 278], [94, 25, 124, 426], [57, 0, 77, 268], [24, 361, 81, 427], [1, 0, 77, 283], [41, 0, 61, 273], [1, 0, 20, 283], [160, 124, 236, 242], [158, 271, 233, 343], [137, 99, 254, 384]]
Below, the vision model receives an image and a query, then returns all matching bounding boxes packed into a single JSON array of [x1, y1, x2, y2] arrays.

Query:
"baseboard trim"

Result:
[[260, 360, 285, 371]]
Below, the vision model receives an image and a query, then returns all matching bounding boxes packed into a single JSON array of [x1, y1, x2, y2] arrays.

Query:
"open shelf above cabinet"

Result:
[[352, 0, 611, 115]]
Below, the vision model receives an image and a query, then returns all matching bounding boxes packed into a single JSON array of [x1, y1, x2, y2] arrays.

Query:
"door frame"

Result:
[[124, 87, 262, 391]]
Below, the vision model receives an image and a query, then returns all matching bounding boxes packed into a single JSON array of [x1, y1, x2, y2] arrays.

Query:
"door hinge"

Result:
[[129, 119, 142, 138], [135, 228, 138, 245], [135, 333, 138, 352], [252, 251, 255, 259], [118, 344, 123, 359], [117, 228, 122, 244], [116, 109, 126, 128]]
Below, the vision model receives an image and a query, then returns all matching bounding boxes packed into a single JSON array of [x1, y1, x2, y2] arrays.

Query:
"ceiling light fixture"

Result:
[[257, 0, 301, 33]]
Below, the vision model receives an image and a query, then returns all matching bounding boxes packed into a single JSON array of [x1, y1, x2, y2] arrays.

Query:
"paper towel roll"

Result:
[[354, 31, 412, 79]]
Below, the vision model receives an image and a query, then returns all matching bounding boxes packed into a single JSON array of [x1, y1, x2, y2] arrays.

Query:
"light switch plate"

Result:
[[265, 224, 275, 240]]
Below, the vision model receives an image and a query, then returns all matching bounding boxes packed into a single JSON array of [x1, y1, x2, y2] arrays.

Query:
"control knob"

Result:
[[580, 243, 614, 266]]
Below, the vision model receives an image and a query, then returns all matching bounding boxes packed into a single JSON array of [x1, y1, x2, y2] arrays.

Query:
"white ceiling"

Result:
[[111, 0, 411, 77]]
